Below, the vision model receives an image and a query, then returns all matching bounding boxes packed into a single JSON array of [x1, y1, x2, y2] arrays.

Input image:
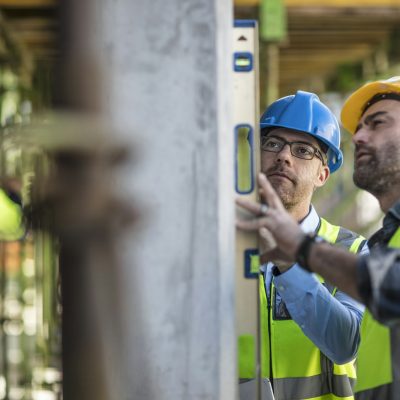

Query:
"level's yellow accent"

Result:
[[235, 0, 400, 7], [237, 126, 253, 193], [238, 335, 256, 378], [250, 254, 260, 274]]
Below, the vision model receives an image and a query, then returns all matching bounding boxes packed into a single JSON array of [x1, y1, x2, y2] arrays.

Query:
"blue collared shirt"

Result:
[[261, 206, 367, 364]]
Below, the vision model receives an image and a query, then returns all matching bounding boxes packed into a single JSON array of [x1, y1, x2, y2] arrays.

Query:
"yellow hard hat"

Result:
[[341, 76, 400, 134]]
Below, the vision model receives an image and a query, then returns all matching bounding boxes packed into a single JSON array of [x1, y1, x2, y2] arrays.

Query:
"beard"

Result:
[[264, 165, 312, 210], [353, 142, 400, 195]]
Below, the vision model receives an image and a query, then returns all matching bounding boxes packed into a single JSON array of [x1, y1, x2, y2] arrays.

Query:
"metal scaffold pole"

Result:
[[37, 0, 134, 399]]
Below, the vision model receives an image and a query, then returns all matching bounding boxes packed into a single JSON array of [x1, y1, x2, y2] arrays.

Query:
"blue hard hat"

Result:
[[260, 90, 343, 173]]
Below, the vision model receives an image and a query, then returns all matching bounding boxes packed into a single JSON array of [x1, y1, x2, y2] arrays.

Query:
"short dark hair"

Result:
[[362, 92, 400, 116]]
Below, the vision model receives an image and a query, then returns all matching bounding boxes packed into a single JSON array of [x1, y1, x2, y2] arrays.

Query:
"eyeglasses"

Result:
[[261, 135, 326, 164]]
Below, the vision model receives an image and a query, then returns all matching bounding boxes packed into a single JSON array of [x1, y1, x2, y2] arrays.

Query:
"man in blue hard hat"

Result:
[[237, 77, 400, 400], [237, 91, 367, 400]]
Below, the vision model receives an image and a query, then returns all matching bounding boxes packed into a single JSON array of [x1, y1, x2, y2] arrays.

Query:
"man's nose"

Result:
[[352, 126, 369, 145], [276, 143, 293, 162]]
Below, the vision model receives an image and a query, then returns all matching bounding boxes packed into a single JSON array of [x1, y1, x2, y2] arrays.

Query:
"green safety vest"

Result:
[[354, 227, 400, 394], [0, 189, 23, 241], [239, 218, 365, 400]]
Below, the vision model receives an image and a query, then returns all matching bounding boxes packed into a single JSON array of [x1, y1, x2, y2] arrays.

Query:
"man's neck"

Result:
[[287, 202, 311, 223], [377, 188, 400, 213]]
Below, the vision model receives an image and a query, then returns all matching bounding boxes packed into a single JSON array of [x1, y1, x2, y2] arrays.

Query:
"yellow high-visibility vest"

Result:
[[239, 218, 365, 400], [0, 189, 23, 241], [354, 227, 400, 394]]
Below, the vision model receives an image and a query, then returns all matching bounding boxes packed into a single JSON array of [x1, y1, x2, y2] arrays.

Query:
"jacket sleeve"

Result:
[[358, 248, 400, 326]]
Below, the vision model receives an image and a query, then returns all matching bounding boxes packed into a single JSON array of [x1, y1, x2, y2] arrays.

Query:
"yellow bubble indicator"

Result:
[[236, 125, 254, 194], [234, 52, 253, 72]]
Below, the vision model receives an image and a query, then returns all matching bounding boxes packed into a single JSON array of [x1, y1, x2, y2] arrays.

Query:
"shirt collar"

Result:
[[300, 204, 320, 233], [368, 199, 400, 247], [387, 199, 400, 221]]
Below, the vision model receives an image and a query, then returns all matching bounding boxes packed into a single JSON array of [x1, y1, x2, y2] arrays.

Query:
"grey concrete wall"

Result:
[[98, 1, 236, 399]]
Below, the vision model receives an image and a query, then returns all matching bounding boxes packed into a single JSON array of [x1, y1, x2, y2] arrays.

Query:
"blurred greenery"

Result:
[[327, 63, 364, 93]]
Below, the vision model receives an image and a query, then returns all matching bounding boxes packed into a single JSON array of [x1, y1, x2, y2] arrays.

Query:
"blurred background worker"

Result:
[[238, 91, 367, 400], [237, 77, 400, 400], [0, 177, 23, 240]]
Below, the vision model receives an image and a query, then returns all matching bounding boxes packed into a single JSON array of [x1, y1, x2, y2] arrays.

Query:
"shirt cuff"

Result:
[[273, 264, 320, 304]]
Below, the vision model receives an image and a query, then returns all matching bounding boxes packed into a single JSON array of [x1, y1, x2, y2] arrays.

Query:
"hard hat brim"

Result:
[[341, 80, 400, 134]]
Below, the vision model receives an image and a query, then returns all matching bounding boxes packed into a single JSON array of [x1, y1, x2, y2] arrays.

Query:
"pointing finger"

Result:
[[236, 216, 270, 231], [258, 173, 284, 210], [236, 197, 268, 216]]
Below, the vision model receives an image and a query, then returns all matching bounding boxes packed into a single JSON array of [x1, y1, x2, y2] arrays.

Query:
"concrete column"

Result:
[[100, 1, 235, 399]]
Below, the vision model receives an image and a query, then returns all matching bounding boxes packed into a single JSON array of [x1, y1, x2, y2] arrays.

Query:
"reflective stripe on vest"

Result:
[[255, 218, 364, 400], [354, 227, 400, 392]]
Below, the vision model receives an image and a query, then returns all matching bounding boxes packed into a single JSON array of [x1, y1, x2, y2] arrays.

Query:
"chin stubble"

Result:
[[354, 145, 400, 195]]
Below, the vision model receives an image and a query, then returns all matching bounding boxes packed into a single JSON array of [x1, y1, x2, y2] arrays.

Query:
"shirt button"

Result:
[[278, 285, 285, 291]]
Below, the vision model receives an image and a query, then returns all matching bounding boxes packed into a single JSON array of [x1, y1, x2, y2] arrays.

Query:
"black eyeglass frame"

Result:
[[261, 135, 327, 165]]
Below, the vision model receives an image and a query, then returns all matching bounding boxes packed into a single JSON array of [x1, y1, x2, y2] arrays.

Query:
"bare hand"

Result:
[[236, 173, 305, 264]]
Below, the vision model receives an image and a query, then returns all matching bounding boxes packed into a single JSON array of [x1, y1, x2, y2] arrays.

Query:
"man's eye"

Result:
[[295, 146, 312, 156], [266, 140, 280, 148], [372, 120, 383, 128]]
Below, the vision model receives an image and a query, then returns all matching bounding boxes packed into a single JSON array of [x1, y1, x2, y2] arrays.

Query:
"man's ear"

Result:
[[315, 164, 330, 188]]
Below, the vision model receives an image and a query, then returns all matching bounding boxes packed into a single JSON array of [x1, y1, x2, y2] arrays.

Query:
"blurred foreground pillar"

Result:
[[102, 1, 236, 399], [55, 0, 235, 398], [53, 1, 136, 399]]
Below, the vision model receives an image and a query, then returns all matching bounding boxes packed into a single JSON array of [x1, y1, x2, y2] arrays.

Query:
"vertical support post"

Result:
[[265, 44, 280, 106], [0, 243, 8, 400], [53, 0, 235, 398], [54, 1, 121, 399], [233, 20, 262, 400], [100, 0, 236, 399]]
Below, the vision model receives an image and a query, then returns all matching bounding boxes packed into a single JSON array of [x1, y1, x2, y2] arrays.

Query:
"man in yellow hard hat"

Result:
[[237, 76, 400, 399]]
